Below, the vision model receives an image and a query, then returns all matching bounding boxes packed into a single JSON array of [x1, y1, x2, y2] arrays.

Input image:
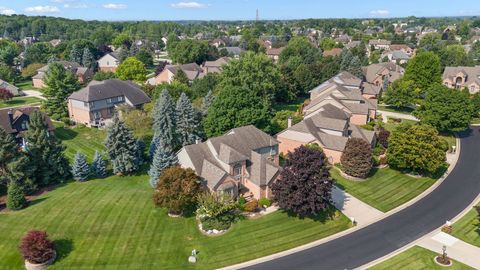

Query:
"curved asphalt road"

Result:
[[245, 127, 480, 270]]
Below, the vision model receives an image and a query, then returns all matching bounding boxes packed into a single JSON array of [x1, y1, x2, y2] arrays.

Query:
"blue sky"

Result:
[[0, 0, 479, 21]]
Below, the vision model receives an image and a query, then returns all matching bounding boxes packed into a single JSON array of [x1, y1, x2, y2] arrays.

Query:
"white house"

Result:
[[97, 52, 120, 73]]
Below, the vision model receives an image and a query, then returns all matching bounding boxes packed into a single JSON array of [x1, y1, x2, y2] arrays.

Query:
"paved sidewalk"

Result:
[[23, 90, 46, 100], [331, 186, 383, 225], [378, 110, 419, 123], [418, 232, 480, 269]]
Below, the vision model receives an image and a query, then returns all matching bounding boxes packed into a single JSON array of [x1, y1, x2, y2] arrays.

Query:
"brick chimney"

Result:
[[7, 109, 14, 128], [287, 116, 293, 128]]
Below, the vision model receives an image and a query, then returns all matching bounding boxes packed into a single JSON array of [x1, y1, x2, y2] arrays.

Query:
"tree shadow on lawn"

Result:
[[54, 239, 74, 264], [55, 126, 79, 141], [283, 206, 338, 224]]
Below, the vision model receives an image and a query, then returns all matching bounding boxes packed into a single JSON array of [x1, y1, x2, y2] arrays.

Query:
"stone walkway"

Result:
[[23, 90, 46, 100], [331, 186, 383, 225], [418, 232, 480, 269], [378, 110, 419, 123]]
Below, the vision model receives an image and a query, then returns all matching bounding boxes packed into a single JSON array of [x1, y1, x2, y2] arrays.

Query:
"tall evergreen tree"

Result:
[[82, 48, 95, 69], [201, 90, 214, 116], [91, 151, 107, 178], [340, 49, 353, 71], [69, 45, 82, 63], [135, 138, 146, 166], [151, 89, 177, 154], [43, 63, 80, 120], [347, 56, 363, 78], [176, 92, 201, 146], [71, 152, 90, 182], [25, 111, 70, 187], [0, 127, 30, 189], [105, 114, 139, 175], [148, 138, 178, 188], [6, 181, 27, 210]]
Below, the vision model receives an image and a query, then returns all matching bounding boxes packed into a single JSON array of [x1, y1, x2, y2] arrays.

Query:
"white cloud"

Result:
[[0, 7, 15, 16], [25, 6, 61, 13], [64, 3, 88, 9], [369, 9, 390, 16], [170, 2, 208, 9], [103, 3, 127, 9]]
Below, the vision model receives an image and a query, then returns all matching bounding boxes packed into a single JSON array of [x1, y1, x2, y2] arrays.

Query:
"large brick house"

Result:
[[148, 63, 204, 85], [303, 72, 377, 126], [362, 62, 404, 98], [32, 61, 93, 88], [177, 125, 281, 199], [0, 107, 54, 147], [67, 79, 151, 127], [442, 66, 480, 94], [277, 105, 376, 164]]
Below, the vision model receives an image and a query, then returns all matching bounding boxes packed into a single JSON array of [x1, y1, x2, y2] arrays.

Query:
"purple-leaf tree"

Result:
[[272, 145, 334, 217]]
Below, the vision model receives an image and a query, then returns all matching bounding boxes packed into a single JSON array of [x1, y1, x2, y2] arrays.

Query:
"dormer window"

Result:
[[118, 96, 124, 102], [21, 121, 28, 130]]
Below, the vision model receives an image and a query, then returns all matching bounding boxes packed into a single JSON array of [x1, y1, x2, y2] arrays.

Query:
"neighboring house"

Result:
[[345, 41, 362, 49], [49, 39, 62, 47], [381, 50, 410, 64], [362, 62, 404, 91], [150, 63, 204, 85], [177, 125, 281, 199], [334, 34, 352, 45], [388, 44, 414, 56], [303, 72, 377, 126], [323, 48, 343, 57], [266, 47, 285, 63], [68, 79, 151, 127], [223, 47, 243, 58], [203, 57, 231, 74], [32, 61, 93, 88], [210, 38, 226, 48], [442, 66, 480, 94], [0, 79, 21, 96], [368, 39, 391, 51], [258, 39, 273, 50], [277, 104, 376, 164], [97, 52, 120, 73], [0, 107, 54, 147]]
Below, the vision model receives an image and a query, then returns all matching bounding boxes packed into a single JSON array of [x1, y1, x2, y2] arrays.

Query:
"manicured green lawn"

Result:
[[377, 104, 415, 114], [273, 96, 305, 113], [54, 123, 106, 162], [0, 175, 351, 269], [382, 119, 417, 133], [0, 96, 41, 109], [15, 80, 36, 91], [452, 205, 480, 247], [332, 168, 436, 212], [369, 246, 474, 270]]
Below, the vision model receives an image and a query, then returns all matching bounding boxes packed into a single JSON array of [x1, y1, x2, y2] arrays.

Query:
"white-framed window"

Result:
[[21, 121, 28, 130], [118, 96, 124, 102], [89, 102, 95, 108], [107, 98, 112, 104]]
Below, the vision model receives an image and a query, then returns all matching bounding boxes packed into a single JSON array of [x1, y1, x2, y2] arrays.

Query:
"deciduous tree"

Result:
[[271, 145, 334, 217], [340, 138, 373, 178], [116, 57, 147, 82]]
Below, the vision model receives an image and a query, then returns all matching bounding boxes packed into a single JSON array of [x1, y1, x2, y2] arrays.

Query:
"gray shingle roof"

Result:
[[68, 79, 151, 105], [0, 107, 54, 135]]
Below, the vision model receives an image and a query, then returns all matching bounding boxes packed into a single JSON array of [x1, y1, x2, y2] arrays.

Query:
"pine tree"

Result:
[[135, 138, 146, 166], [347, 56, 363, 79], [0, 127, 29, 187], [6, 181, 27, 211], [43, 62, 80, 120], [91, 151, 107, 178], [175, 92, 201, 146], [71, 152, 90, 182], [69, 45, 82, 63], [148, 138, 177, 187], [105, 114, 139, 175], [340, 49, 353, 71], [82, 48, 95, 69], [151, 89, 177, 154], [201, 90, 214, 116], [25, 111, 70, 187]]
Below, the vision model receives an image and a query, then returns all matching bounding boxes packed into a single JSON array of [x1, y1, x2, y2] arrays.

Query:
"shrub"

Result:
[[196, 192, 237, 230], [19, 231, 55, 264], [0, 88, 14, 101], [244, 199, 258, 212], [201, 214, 236, 231], [340, 138, 373, 178], [258, 197, 271, 207], [378, 128, 390, 148], [6, 182, 27, 210], [237, 196, 246, 206]]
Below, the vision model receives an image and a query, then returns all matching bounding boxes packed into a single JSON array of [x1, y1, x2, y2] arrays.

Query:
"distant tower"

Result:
[[256, 9, 259, 21]]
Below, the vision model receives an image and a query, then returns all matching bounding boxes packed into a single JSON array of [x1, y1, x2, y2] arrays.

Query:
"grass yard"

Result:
[[273, 96, 305, 113], [54, 123, 106, 162], [15, 80, 36, 91], [369, 246, 474, 270], [0, 96, 41, 109], [382, 119, 417, 133], [0, 175, 351, 269], [377, 104, 415, 114], [452, 205, 480, 247], [332, 168, 436, 212]]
